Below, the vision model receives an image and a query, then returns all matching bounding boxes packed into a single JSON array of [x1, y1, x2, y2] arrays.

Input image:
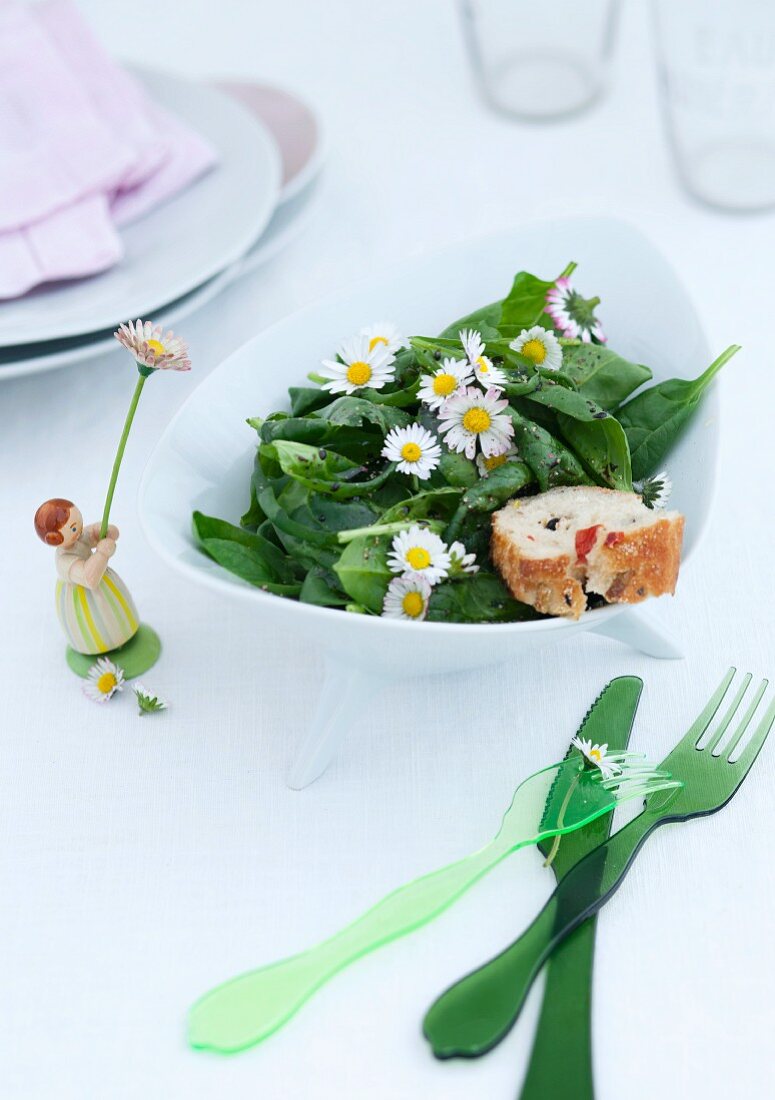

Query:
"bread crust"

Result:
[[491, 501, 684, 621]]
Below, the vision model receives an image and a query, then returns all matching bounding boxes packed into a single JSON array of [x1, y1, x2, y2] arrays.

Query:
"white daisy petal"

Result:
[[417, 357, 473, 410], [83, 657, 125, 703], [381, 573, 432, 620], [448, 540, 479, 575], [476, 445, 519, 477], [438, 386, 514, 460], [381, 424, 442, 480], [570, 735, 621, 779], [459, 328, 508, 389], [635, 469, 672, 510], [319, 333, 396, 395], [359, 321, 409, 356], [114, 319, 191, 371], [509, 326, 563, 371], [387, 526, 451, 585], [134, 682, 168, 714]]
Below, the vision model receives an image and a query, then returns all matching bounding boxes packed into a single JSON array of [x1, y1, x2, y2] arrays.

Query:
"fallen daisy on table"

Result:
[[381, 573, 432, 621], [460, 328, 508, 388], [83, 657, 125, 703], [417, 357, 473, 410], [388, 525, 451, 585], [133, 683, 168, 716], [510, 325, 563, 371], [381, 423, 442, 479], [438, 386, 515, 460], [319, 333, 396, 395], [115, 320, 191, 372], [359, 321, 409, 356]]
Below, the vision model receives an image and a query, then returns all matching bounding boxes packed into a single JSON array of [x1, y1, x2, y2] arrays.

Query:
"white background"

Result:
[[2, 2, 774, 1098]]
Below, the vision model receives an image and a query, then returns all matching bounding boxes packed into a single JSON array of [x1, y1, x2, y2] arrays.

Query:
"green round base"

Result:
[[66, 623, 162, 680]]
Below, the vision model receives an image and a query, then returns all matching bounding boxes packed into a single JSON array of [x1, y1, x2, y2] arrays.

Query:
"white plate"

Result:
[[0, 175, 321, 381], [0, 68, 281, 347], [139, 217, 717, 784]]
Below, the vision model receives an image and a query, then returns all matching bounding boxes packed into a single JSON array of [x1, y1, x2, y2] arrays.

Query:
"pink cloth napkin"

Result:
[[0, 0, 219, 301]]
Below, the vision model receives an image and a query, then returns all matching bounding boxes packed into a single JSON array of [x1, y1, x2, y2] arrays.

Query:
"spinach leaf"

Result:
[[378, 486, 464, 524], [439, 302, 502, 341], [264, 440, 393, 499], [258, 415, 378, 461], [616, 345, 739, 479], [499, 270, 559, 335], [522, 385, 632, 490], [427, 573, 543, 623], [461, 461, 534, 511], [560, 343, 652, 409], [438, 451, 478, 488], [509, 409, 592, 491], [333, 535, 393, 612], [299, 566, 350, 607], [288, 386, 332, 416], [315, 396, 410, 432], [192, 512, 302, 594]]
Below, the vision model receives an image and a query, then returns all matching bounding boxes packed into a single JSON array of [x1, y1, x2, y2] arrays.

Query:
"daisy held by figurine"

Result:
[[34, 320, 190, 680]]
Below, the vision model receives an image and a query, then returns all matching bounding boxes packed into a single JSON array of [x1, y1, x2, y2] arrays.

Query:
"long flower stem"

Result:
[[543, 772, 580, 869], [99, 374, 146, 538]]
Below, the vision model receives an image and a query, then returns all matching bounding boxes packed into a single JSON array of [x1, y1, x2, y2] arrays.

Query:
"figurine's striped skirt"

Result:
[[55, 569, 139, 655]]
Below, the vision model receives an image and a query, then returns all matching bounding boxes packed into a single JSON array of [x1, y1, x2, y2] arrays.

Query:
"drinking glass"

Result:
[[462, 0, 620, 121], [652, 0, 775, 212]]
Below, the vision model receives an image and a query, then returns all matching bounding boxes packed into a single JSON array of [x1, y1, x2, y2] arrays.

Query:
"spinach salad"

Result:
[[193, 263, 737, 624]]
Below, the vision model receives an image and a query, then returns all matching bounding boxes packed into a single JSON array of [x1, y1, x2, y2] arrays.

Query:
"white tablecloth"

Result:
[[2, 2, 774, 1097]]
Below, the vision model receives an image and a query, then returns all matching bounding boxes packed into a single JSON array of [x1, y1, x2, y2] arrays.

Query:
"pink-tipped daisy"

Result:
[[114, 320, 191, 371], [545, 278, 606, 343], [83, 657, 125, 703], [438, 386, 515, 460], [460, 328, 508, 388]]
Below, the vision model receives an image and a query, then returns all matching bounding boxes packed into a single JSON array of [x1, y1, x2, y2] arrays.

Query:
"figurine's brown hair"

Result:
[[34, 499, 75, 546]]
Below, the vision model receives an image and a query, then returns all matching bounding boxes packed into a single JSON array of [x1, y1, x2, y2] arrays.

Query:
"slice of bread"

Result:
[[491, 486, 684, 620]]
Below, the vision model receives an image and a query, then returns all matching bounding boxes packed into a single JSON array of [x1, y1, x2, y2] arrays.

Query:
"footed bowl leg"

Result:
[[287, 662, 391, 790], [65, 623, 162, 679], [589, 606, 683, 660]]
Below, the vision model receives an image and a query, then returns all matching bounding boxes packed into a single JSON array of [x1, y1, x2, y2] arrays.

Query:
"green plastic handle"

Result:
[[189, 755, 666, 1053], [424, 813, 656, 1058]]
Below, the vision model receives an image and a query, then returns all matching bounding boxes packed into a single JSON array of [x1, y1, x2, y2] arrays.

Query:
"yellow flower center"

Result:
[[401, 442, 422, 463], [484, 453, 507, 471], [521, 338, 547, 364], [589, 748, 602, 763], [145, 339, 166, 357], [346, 360, 372, 386], [402, 591, 425, 618], [96, 672, 117, 694], [476, 356, 490, 374], [368, 335, 388, 351], [432, 372, 457, 396], [462, 407, 492, 434], [406, 546, 431, 570]]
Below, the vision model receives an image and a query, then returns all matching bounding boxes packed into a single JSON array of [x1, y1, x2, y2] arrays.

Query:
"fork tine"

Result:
[[727, 686, 774, 766], [686, 667, 737, 749], [703, 673, 753, 754]]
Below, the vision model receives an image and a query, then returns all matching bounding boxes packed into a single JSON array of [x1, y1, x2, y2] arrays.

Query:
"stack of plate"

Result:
[[0, 68, 325, 381]]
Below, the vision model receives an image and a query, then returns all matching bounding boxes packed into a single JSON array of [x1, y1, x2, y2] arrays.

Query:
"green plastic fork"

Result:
[[424, 668, 775, 1061]]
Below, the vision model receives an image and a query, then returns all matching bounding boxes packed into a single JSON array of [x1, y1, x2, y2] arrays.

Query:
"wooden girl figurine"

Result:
[[34, 499, 139, 656]]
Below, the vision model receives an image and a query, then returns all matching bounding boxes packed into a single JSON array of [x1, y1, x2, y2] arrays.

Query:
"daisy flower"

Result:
[[570, 736, 621, 780], [382, 424, 442, 480], [134, 683, 168, 715], [319, 333, 396, 395], [360, 321, 409, 356], [83, 657, 125, 703], [635, 469, 672, 510], [418, 357, 473, 410], [460, 328, 508, 388], [545, 277, 606, 343], [448, 541, 478, 576], [510, 326, 563, 371], [114, 320, 191, 371], [382, 574, 432, 621], [476, 445, 519, 478], [388, 525, 451, 585], [438, 386, 515, 460]]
